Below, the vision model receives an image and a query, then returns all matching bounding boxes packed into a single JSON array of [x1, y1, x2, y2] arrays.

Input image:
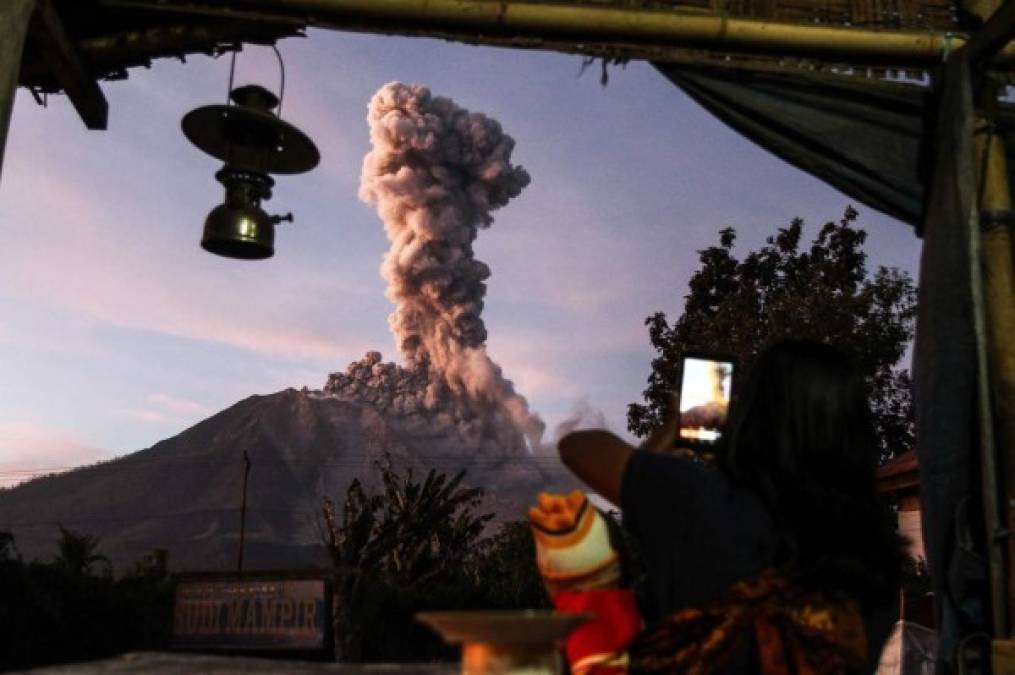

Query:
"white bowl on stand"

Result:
[[417, 611, 592, 675]]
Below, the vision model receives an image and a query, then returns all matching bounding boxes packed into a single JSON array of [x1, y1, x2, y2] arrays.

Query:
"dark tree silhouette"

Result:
[[321, 461, 492, 662], [467, 521, 550, 610], [0, 530, 174, 669], [0, 531, 18, 564], [628, 207, 916, 462], [53, 525, 111, 577]]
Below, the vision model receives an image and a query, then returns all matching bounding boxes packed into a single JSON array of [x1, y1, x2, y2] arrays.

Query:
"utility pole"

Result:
[[237, 450, 251, 573]]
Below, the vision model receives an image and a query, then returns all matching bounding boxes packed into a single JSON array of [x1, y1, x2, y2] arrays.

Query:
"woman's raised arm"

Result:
[[558, 430, 634, 507], [557, 398, 678, 506]]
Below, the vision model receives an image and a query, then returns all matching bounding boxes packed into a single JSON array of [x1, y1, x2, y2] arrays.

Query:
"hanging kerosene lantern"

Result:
[[181, 48, 319, 260]]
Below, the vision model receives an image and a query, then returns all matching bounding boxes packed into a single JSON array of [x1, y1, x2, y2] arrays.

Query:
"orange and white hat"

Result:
[[528, 490, 619, 591]]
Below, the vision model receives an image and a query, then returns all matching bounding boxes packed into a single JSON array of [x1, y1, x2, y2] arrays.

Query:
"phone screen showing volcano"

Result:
[[678, 356, 734, 445]]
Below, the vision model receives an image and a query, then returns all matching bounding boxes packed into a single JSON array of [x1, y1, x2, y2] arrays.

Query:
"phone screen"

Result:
[[678, 355, 734, 445]]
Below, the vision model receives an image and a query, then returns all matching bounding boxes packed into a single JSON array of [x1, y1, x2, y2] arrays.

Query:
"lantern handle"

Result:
[[226, 49, 236, 106], [224, 45, 287, 116], [273, 46, 286, 117]]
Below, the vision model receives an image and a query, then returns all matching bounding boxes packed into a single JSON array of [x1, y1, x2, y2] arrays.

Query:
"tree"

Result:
[[627, 207, 917, 462], [467, 521, 550, 610], [53, 525, 111, 577], [321, 461, 493, 662], [0, 531, 19, 564]]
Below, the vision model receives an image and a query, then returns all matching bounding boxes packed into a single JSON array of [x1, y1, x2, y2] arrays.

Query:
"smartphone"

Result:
[[676, 352, 736, 449]]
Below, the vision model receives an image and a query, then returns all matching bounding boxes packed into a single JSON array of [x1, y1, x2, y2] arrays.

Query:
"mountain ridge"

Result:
[[0, 388, 565, 572]]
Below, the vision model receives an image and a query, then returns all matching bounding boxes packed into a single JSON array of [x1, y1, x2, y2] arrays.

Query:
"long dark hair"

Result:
[[718, 340, 904, 611]]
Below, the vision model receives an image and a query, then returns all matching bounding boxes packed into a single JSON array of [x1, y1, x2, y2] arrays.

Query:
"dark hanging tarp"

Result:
[[911, 50, 993, 673], [655, 61, 1015, 232], [654, 58, 996, 671]]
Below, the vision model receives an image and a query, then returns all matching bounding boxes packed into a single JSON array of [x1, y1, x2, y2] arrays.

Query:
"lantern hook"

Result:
[[225, 44, 287, 116]]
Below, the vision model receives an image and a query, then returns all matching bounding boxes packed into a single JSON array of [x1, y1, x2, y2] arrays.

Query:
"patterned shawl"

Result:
[[628, 567, 868, 675]]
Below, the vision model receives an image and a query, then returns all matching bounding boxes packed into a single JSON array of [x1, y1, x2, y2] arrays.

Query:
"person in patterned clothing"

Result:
[[529, 340, 904, 674]]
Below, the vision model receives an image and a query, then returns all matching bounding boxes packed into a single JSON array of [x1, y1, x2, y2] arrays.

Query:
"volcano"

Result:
[[0, 388, 564, 573], [0, 83, 567, 573]]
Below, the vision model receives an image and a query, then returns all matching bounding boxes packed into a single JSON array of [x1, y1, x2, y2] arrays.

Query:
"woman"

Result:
[[556, 340, 905, 673]]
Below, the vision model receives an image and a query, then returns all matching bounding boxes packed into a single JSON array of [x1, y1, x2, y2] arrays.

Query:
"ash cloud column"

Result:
[[357, 82, 544, 453]]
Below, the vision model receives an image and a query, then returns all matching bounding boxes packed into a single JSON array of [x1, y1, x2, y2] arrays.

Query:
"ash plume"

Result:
[[326, 83, 544, 455], [553, 400, 609, 442]]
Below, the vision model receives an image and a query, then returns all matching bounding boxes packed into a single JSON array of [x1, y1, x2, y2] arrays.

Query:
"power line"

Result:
[[2, 506, 323, 529], [2, 498, 548, 529], [0, 452, 568, 479]]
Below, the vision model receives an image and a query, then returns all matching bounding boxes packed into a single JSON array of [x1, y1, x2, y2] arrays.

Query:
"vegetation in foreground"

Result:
[[320, 459, 549, 662], [0, 529, 175, 670], [0, 463, 548, 669]]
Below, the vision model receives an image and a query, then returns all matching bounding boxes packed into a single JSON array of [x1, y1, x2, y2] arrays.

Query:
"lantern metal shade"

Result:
[[181, 86, 319, 175]]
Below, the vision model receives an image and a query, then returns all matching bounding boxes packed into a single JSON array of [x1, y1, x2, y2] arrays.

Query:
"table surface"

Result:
[[16, 652, 459, 675]]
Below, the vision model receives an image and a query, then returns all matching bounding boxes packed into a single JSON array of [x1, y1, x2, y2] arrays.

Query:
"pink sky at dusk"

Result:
[[0, 30, 922, 486]]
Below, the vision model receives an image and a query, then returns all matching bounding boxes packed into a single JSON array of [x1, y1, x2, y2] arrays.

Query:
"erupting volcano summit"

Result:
[[326, 82, 544, 456]]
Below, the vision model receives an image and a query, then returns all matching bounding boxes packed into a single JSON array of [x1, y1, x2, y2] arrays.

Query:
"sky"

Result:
[[0, 30, 922, 486]]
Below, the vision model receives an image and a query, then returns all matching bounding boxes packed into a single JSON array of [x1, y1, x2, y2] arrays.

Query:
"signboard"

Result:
[[173, 577, 328, 651]]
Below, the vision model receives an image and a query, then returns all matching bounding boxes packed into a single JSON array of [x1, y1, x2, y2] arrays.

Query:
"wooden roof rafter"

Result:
[[17, 0, 304, 129], [29, 0, 108, 130]]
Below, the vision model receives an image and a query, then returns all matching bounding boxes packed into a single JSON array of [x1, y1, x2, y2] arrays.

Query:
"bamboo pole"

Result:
[[102, 0, 1015, 68], [973, 115, 1010, 641], [0, 0, 36, 184], [977, 123, 1015, 639], [967, 0, 1015, 647]]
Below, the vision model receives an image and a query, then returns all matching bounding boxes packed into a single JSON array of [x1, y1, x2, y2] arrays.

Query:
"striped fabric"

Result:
[[528, 490, 641, 674]]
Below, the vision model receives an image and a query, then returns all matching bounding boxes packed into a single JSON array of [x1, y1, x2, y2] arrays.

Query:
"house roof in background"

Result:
[[877, 449, 920, 494]]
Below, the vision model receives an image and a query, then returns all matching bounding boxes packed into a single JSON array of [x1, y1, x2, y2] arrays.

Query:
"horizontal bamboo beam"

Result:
[[100, 0, 1015, 67]]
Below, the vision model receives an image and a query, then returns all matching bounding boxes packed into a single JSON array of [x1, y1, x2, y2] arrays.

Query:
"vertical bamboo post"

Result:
[[965, 0, 1015, 646], [973, 109, 1015, 645], [983, 149, 1015, 637], [0, 0, 35, 185], [974, 113, 1014, 642]]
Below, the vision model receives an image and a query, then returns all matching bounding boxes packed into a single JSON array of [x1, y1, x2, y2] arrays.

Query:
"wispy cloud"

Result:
[[0, 162, 376, 364], [483, 333, 584, 401], [482, 182, 675, 316], [126, 393, 215, 425], [147, 393, 211, 416], [127, 410, 170, 424], [501, 362, 578, 398], [487, 324, 647, 362], [0, 422, 107, 488], [0, 316, 112, 360]]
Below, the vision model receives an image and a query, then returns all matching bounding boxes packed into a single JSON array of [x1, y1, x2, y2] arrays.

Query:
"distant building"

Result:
[[877, 449, 924, 563], [874, 449, 937, 674]]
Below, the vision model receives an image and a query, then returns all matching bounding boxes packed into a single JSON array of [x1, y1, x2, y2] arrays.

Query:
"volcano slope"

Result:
[[0, 388, 567, 572]]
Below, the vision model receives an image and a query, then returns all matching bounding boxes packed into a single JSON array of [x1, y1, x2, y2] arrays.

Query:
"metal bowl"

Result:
[[416, 611, 591, 646]]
